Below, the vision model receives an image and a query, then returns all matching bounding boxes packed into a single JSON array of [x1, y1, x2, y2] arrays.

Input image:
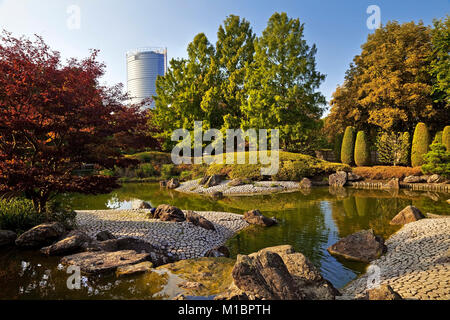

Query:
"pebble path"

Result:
[[341, 217, 450, 300], [75, 209, 249, 260]]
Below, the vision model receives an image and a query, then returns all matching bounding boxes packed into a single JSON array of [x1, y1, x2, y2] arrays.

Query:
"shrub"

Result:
[[0, 197, 43, 233], [341, 126, 356, 165], [135, 163, 158, 178], [375, 131, 409, 166], [432, 131, 443, 144], [179, 171, 193, 181], [421, 143, 450, 178], [333, 133, 343, 163], [355, 131, 371, 166], [352, 166, 422, 180], [400, 132, 411, 166], [443, 126, 450, 151], [411, 122, 430, 167], [161, 164, 176, 179]]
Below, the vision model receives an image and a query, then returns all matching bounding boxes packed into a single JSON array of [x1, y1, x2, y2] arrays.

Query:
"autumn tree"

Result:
[[325, 20, 447, 137], [0, 32, 157, 214]]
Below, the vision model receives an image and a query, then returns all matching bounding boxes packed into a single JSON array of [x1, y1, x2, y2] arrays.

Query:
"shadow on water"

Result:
[[1, 183, 448, 298]]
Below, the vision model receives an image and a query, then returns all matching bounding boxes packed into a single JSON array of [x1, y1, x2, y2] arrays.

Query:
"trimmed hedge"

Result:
[[354, 131, 371, 166], [443, 126, 450, 151], [341, 126, 356, 165], [411, 122, 430, 167]]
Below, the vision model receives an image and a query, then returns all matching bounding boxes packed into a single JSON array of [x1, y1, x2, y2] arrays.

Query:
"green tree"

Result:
[[242, 12, 326, 153], [443, 126, 450, 151], [411, 122, 431, 167], [422, 142, 450, 178], [400, 132, 411, 166], [333, 133, 343, 163], [341, 126, 356, 165], [376, 131, 410, 166], [355, 131, 371, 166]]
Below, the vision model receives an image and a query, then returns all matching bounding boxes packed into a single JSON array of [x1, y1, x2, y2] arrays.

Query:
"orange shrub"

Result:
[[352, 166, 422, 180]]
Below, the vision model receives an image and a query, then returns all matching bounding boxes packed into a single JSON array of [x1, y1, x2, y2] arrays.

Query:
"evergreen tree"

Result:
[[355, 131, 371, 166], [411, 122, 431, 167], [341, 126, 356, 165]]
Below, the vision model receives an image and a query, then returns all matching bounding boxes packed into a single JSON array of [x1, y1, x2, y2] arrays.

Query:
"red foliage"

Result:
[[0, 31, 158, 213]]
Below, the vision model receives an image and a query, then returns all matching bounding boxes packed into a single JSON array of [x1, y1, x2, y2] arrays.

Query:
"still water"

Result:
[[1, 183, 448, 299]]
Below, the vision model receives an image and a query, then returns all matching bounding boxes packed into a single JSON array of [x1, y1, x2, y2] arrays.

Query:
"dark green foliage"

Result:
[[433, 131, 443, 144], [411, 122, 431, 167], [354, 131, 371, 166], [400, 132, 411, 166], [341, 126, 356, 165], [333, 134, 343, 163], [0, 198, 42, 233], [422, 142, 450, 178], [443, 126, 450, 151]]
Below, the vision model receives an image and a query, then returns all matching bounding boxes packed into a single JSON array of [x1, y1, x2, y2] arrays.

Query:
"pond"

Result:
[[1, 183, 448, 299]]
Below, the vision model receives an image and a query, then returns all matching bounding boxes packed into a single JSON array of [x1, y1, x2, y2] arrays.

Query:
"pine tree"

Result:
[[355, 131, 371, 166], [341, 126, 356, 165], [411, 122, 431, 167]]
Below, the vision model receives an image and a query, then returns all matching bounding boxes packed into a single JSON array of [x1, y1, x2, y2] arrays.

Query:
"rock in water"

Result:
[[390, 205, 425, 225], [40, 230, 92, 256], [383, 178, 399, 189], [96, 230, 116, 241], [167, 178, 180, 189], [61, 250, 150, 275], [204, 175, 222, 188], [299, 178, 312, 189], [329, 171, 348, 187], [327, 230, 387, 263], [403, 175, 424, 183], [347, 173, 362, 182], [116, 261, 153, 277], [362, 285, 403, 300], [131, 200, 152, 210], [205, 245, 230, 258], [15, 222, 66, 248], [185, 211, 216, 231], [427, 174, 444, 184], [154, 204, 186, 222], [0, 230, 17, 247], [243, 210, 277, 227], [159, 180, 167, 187]]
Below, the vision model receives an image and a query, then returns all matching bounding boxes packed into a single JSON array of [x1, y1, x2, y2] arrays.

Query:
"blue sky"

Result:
[[0, 0, 448, 112]]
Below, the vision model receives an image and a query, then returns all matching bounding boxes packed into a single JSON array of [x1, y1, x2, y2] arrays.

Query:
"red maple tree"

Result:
[[0, 31, 158, 214]]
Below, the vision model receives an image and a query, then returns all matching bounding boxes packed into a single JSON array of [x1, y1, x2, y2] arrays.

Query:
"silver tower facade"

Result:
[[126, 47, 167, 108]]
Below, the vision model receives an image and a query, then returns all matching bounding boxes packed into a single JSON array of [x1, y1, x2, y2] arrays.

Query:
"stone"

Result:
[[427, 174, 444, 184], [299, 178, 312, 189], [61, 250, 150, 275], [159, 180, 167, 187], [116, 261, 153, 277], [154, 204, 186, 222], [243, 210, 277, 227], [211, 191, 224, 199], [131, 200, 152, 210], [199, 176, 210, 185], [329, 171, 348, 187], [228, 178, 252, 187], [404, 175, 424, 183], [204, 174, 222, 188], [0, 230, 17, 247], [15, 222, 66, 248], [327, 230, 387, 263], [185, 211, 216, 231], [167, 178, 180, 189], [96, 230, 116, 241], [178, 281, 204, 290], [40, 230, 92, 256], [205, 245, 230, 258], [362, 285, 403, 300], [383, 178, 400, 189], [390, 205, 425, 225], [347, 173, 362, 182]]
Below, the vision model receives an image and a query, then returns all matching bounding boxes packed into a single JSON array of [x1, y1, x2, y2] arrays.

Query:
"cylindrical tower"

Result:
[[126, 47, 167, 108]]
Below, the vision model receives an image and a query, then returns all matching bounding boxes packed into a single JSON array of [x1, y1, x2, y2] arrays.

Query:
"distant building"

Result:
[[126, 47, 167, 108]]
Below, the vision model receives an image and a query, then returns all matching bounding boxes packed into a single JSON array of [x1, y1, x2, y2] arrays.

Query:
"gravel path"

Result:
[[176, 179, 300, 195], [75, 209, 248, 260], [341, 217, 450, 300]]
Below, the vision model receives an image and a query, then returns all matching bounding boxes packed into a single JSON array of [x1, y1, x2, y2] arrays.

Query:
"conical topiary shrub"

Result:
[[411, 122, 430, 167], [443, 126, 450, 151], [341, 126, 356, 165], [354, 131, 371, 166]]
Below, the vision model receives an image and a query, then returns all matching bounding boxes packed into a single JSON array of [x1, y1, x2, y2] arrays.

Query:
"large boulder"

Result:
[[327, 230, 387, 263], [40, 230, 92, 256], [167, 178, 180, 189], [217, 245, 338, 300], [116, 261, 153, 277], [228, 179, 251, 187], [0, 230, 17, 247], [360, 285, 403, 300], [185, 211, 216, 231], [383, 178, 400, 189], [96, 230, 116, 241], [427, 174, 444, 184], [329, 171, 348, 187], [61, 250, 150, 275], [205, 245, 230, 258], [153, 204, 185, 222], [390, 205, 425, 225], [243, 210, 277, 227], [131, 200, 152, 210], [347, 173, 362, 182], [15, 222, 66, 248], [299, 178, 312, 189], [159, 180, 167, 188], [204, 175, 222, 188], [403, 175, 425, 183]]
